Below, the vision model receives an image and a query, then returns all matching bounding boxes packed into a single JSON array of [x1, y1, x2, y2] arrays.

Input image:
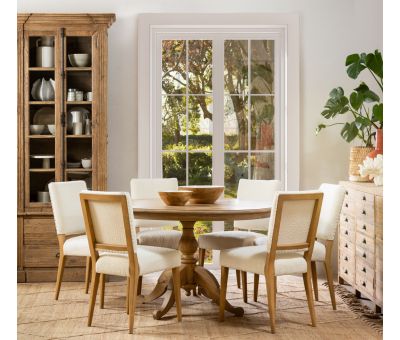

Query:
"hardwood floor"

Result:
[[18, 271, 381, 339]]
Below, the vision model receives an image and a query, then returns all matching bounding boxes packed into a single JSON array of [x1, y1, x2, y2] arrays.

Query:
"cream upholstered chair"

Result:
[[130, 178, 181, 249], [219, 191, 323, 334], [252, 183, 345, 309], [80, 191, 182, 334], [198, 179, 281, 298], [48, 180, 92, 300]]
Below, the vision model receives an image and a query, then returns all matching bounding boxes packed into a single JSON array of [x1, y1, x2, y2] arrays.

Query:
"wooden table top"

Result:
[[132, 199, 272, 221]]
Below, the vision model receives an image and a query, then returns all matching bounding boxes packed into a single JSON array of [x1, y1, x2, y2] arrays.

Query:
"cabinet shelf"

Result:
[[29, 135, 55, 139], [66, 67, 92, 71], [29, 168, 56, 173], [29, 67, 55, 71], [66, 135, 92, 138], [66, 101, 92, 105], [29, 101, 55, 105], [65, 168, 92, 172]]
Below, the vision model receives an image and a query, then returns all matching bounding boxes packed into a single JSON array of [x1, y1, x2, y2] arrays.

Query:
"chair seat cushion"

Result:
[[198, 231, 263, 250], [96, 245, 181, 277], [63, 235, 90, 257], [137, 229, 181, 250], [311, 241, 326, 261], [253, 235, 267, 246], [220, 246, 307, 276]]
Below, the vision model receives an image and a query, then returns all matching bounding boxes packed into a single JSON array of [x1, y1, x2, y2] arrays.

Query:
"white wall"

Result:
[[18, 0, 383, 192]]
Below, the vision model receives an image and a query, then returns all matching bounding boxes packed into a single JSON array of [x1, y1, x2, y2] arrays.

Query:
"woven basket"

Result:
[[349, 146, 374, 182]]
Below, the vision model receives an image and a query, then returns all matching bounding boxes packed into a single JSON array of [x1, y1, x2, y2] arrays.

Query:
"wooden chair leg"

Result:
[[219, 266, 229, 321], [236, 269, 241, 289], [324, 260, 337, 310], [274, 276, 277, 307], [199, 248, 205, 266], [99, 274, 105, 309], [54, 254, 66, 300], [128, 273, 139, 334], [254, 274, 259, 302], [172, 267, 182, 321], [88, 272, 100, 326], [84, 256, 91, 294], [265, 274, 276, 334], [311, 261, 318, 301], [126, 277, 130, 314], [137, 276, 143, 296], [241, 271, 247, 303], [303, 271, 317, 327]]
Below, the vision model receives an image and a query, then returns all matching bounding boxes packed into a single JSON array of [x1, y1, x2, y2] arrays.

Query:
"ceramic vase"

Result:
[[368, 129, 383, 159]]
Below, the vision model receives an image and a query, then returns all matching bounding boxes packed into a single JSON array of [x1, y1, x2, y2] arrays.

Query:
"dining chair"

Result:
[[48, 180, 92, 300], [219, 191, 323, 333], [252, 183, 345, 309], [80, 191, 182, 334], [198, 179, 281, 300]]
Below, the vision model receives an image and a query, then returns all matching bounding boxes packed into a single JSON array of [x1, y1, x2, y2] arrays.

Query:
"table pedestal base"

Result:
[[139, 220, 244, 320]]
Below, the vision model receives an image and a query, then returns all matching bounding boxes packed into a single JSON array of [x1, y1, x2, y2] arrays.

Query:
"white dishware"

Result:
[[47, 124, 56, 135], [85, 92, 93, 101], [36, 37, 54, 67], [73, 122, 83, 135], [31, 154, 55, 168], [30, 124, 45, 135], [67, 107, 89, 133], [76, 91, 84, 101], [67, 89, 76, 101], [68, 53, 90, 67], [37, 191, 50, 203], [85, 118, 92, 135], [31, 78, 55, 101], [71, 110, 84, 123], [81, 158, 92, 169]]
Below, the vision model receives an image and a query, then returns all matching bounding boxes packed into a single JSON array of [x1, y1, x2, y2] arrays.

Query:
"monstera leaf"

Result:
[[321, 87, 349, 119]]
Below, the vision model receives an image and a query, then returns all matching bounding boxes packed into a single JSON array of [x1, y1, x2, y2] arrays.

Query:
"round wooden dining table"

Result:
[[132, 198, 271, 320]]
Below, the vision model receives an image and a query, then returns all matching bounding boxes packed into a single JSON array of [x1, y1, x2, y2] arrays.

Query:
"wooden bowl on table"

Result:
[[179, 185, 224, 204], [158, 190, 193, 206]]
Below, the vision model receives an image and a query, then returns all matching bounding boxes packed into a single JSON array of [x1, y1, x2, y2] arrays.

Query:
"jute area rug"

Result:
[[18, 271, 382, 339]]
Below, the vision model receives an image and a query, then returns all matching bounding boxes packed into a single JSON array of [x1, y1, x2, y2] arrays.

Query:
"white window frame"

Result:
[[138, 13, 299, 190]]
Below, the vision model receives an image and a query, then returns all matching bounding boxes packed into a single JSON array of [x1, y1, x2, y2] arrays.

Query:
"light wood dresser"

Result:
[[338, 181, 383, 312]]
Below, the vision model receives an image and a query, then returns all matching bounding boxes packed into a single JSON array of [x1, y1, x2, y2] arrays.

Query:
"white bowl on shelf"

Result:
[[68, 53, 90, 67], [47, 124, 55, 135], [30, 124, 45, 135], [81, 158, 92, 169]]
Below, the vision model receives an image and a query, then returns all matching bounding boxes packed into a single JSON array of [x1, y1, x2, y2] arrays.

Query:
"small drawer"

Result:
[[356, 220, 375, 238], [342, 197, 353, 215], [355, 272, 374, 297], [356, 233, 375, 252], [355, 202, 375, 225], [356, 191, 374, 205], [340, 247, 355, 267], [340, 237, 354, 253], [339, 254, 355, 284], [24, 245, 85, 268], [356, 258, 374, 281], [355, 246, 374, 264], [24, 218, 57, 245]]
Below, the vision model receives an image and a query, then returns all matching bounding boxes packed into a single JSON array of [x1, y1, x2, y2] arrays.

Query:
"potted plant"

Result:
[[316, 50, 383, 181]]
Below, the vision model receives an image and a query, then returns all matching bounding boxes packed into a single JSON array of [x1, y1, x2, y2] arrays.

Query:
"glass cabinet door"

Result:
[[26, 33, 58, 205], [64, 34, 93, 189]]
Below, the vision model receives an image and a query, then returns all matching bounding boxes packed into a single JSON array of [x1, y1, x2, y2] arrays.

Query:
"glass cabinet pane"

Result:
[[65, 36, 93, 189]]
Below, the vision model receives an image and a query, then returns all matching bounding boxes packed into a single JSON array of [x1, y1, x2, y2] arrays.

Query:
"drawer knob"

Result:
[[363, 253, 366, 258], [362, 225, 367, 230], [344, 256, 348, 261], [362, 196, 366, 201], [362, 210, 366, 215], [345, 217, 348, 222], [345, 203, 348, 208], [345, 269, 348, 274], [345, 230, 349, 235], [345, 243, 348, 248], [362, 267, 366, 273], [56, 252, 60, 258], [345, 190, 348, 195], [362, 281, 366, 287], [363, 239, 367, 244]]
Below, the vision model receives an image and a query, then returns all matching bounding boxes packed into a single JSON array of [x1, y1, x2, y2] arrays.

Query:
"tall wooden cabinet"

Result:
[[17, 14, 115, 282], [338, 181, 383, 311]]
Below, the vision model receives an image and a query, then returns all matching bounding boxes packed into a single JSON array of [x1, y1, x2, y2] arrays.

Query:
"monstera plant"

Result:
[[316, 50, 383, 147]]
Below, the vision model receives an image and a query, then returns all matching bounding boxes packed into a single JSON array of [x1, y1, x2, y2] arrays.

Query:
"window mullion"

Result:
[[247, 39, 251, 180], [185, 40, 189, 185]]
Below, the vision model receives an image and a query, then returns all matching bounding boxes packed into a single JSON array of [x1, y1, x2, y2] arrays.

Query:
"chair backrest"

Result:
[[266, 191, 323, 261], [316, 183, 346, 241], [234, 179, 281, 231], [130, 178, 179, 229], [49, 180, 87, 235], [80, 191, 137, 266]]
